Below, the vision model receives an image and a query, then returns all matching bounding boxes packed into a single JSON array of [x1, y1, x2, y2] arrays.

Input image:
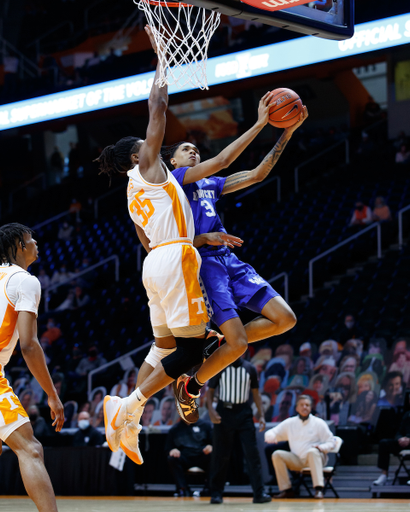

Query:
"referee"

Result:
[[206, 356, 271, 504]]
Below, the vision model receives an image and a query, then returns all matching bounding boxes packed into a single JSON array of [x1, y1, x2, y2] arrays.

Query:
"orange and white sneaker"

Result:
[[103, 395, 126, 452], [120, 419, 144, 465], [172, 374, 199, 425]]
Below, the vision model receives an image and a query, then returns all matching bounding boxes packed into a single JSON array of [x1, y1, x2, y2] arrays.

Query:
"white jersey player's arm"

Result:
[[18, 311, 65, 431], [134, 222, 151, 253], [182, 93, 273, 186], [137, 27, 168, 185], [221, 106, 308, 195]]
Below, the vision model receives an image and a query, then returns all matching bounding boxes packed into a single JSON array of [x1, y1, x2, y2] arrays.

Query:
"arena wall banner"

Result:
[[0, 12, 409, 131]]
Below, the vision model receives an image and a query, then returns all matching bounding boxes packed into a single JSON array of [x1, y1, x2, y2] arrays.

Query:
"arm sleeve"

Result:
[[172, 167, 189, 188], [14, 275, 41, 316], [264, 420, 288, 444]]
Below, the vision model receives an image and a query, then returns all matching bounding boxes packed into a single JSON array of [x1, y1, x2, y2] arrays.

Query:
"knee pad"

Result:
[[145, 343, 177, 369], [161, 336, 205, 380]]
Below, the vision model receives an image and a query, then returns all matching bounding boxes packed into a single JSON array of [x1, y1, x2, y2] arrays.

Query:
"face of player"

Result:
[[171, 143, 201, 168], [19, 232, 39, 266]]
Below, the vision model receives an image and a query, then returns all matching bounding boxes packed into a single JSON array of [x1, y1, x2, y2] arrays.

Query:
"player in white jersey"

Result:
[[95, 26, 275, 464], [0, 223, 64, 512]]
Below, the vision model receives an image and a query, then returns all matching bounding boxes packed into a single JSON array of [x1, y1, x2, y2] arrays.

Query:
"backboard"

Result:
[[188, 0, 354, 40]]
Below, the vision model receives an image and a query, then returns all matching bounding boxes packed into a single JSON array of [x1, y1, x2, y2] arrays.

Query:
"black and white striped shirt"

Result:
[[208, 360, 258, 404]]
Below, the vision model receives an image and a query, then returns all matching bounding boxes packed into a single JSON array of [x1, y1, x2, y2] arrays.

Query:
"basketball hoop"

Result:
[[134, 0, 221, 90]]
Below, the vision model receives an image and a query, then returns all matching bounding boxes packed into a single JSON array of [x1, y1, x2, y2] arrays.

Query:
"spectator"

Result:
[[72, 411, 105, 447], [40, 318, 62, 345], [69, 197, 82, 215], [318, 340, 340, 363], [207, 357, 271, 504], [350, 201, 372, 227], [37, 268, 51, 290], [308, 374, 330, 398], [299, 342, 314, 370], [338, 315, 365, 344], [75, 345, 107, 377], [289, 357, 311, 387], [154, 396, 175, 426], [20, 389, 35, 412], [368, 338, 387, 355], [373, 403, 410, 486], [52, 373, 66, 401], [395, 145, 410, 164], [58, 221, 74, 242], [356, 131, 376, 156], [166, 418, 213, 497], [389, 351, 410, 388], [377, 372, 404, 408], [357, 373, 377, 396], [361, 353, 385, 383], [314, 356, 338, 385], [348, 389, 378, 425], [265, 394, 336, 499], [28, 405, 50, 438], [110, 368, 138, 398], [89, 387, 106, 416], [72, 286, 90, 308], [92, 402, 105, 428], [272, 390, 295, 422], [141, 398, 158, 427], [50, 264, 73, 285], [332, 372, 357, 424], [372, 197, 392, 222], [339, 355, 360, 375]]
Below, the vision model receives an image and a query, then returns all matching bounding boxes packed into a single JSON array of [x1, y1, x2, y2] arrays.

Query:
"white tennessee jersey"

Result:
[[127, 165, 195, 249], [0, 264, 41, 374]]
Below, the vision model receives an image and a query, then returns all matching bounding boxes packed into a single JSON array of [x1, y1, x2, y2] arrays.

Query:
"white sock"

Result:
[[123, 387, 147, 416]]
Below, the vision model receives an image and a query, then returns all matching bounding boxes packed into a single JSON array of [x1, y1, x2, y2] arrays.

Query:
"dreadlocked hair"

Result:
[[0, 223, 34, 265], [94, 136, 143, 182]]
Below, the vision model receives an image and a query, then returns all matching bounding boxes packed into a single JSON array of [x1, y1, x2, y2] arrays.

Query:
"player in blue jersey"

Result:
[[169, 106, 308, 421]]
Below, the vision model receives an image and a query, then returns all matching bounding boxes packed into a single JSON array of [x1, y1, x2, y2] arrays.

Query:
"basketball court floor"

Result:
[[1, 497, 410, 512]]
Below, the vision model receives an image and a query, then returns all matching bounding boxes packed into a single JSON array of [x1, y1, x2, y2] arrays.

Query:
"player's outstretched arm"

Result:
[[182, 93, 275, 185], [221, 106, 308, 195], [18, 311, 64, 432], [138, 26, 168, 177], [194, 232, 243, 249]]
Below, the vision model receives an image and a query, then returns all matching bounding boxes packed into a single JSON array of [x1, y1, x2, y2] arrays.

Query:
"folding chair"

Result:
[[298, 436, 343, 498], [392, 450, 410, 485]]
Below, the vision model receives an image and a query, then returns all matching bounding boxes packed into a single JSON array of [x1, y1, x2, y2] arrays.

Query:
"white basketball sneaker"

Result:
[[120, 418, 144, 465], [103, 395, 126, 452], [373, 474, 387, 486]]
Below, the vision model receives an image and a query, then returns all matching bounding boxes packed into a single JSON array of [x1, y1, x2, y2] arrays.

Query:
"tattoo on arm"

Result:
[[257, 134, 291, 181], [223, 171, 252, 193]]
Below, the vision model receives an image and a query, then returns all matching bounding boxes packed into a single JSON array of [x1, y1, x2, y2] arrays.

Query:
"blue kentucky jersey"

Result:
[[172, 166, 228, 257]]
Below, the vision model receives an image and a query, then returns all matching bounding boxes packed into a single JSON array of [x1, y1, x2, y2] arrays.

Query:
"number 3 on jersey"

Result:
[[201, 199, 216, 217], [130, 189, 155, 227]]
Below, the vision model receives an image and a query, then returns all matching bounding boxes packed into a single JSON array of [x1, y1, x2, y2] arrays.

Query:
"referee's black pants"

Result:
[[210, 403, 264, 498]]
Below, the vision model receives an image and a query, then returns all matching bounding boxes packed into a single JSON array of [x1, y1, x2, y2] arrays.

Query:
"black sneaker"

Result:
[[210, 495, 223, 504]]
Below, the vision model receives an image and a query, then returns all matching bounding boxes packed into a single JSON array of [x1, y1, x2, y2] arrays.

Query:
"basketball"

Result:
[[268, 88, 303, 129]]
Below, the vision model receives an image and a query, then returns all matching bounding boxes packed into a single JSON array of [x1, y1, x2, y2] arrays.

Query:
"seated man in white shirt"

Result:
[[264, 394, 335, 499]]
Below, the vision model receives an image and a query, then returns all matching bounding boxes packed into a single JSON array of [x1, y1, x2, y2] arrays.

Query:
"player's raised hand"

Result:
[[205, 232, 243, 248], [144, 25, 159, 54], [48, 394, 65, 432], [285, 105, 309, 134], [256, 92, 276, 128]]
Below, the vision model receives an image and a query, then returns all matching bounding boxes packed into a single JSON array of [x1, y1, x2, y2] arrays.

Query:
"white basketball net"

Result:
[[134, 0, 221, 90]]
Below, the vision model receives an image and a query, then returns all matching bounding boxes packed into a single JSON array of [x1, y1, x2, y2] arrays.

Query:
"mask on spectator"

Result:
[[78, 420, 90, 430], [345, 321, 354, 329]]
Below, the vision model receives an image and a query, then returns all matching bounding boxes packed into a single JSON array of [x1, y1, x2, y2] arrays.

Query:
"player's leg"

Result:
[[244, 295, 297, 343], [6, 423, 58, 512]]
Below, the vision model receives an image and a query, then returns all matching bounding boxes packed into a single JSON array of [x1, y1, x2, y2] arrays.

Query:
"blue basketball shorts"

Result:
[[199, 251, 280, 328]]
